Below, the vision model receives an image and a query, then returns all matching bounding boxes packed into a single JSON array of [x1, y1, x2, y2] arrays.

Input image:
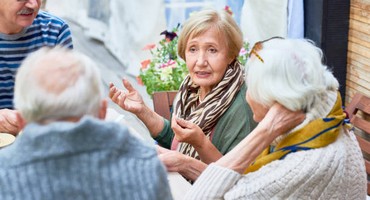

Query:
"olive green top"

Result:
[[154, 84, 257, 155]]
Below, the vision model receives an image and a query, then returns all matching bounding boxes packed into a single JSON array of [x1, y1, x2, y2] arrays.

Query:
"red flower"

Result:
[[159, 59, 176, 68], [136, 76, 144, 86], [141, 59, 151, 69], [142, 43, 156, 50], [224, 6, 233, 16]]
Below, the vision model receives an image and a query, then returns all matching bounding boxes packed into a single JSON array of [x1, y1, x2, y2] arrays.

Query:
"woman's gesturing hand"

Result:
[[171, 116, 207, 149], [109, 79, 145, 114], [171, 116, 223, 164]]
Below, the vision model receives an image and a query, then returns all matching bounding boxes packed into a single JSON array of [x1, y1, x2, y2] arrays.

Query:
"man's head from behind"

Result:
[[14, 47, 106, 125], [0, 0, 42, 34]]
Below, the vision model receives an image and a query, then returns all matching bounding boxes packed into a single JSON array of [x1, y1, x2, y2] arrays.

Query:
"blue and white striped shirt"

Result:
[[0, 11, 73, 109]]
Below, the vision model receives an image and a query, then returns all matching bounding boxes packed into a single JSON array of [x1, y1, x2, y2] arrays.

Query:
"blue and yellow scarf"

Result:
[[245, 93, 346, 174]]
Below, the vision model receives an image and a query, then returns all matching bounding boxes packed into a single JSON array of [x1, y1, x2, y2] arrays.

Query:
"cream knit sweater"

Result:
[[185, 91, 367, 199]]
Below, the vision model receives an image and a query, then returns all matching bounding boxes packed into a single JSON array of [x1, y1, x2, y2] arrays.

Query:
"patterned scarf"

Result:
[[244, 92, 346, 174], [172, 60, 244, 159]]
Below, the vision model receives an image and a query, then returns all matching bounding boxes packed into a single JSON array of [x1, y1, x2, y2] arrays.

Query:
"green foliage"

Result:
[[138, 26, 188, 97], [237, 41, 250, 66]]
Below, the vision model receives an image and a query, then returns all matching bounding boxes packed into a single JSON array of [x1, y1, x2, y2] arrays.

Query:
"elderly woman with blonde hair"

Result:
[[110, 9, 257, 181], [185, 38, 367, 199]]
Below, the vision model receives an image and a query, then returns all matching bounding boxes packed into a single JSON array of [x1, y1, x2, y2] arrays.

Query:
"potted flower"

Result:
[[138, 24, 188, 97], [138, 8, 250, 97]]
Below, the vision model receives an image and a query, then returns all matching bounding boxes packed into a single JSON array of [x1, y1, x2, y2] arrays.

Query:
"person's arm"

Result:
[[171, 117, 222, 164], [216, 103, 305, 173], [157, 145, 207, 181], [0, 109, 22, 135], [135, 103, 166, 137], [109, 79, 165, 137], [184, 104, 305, 199]]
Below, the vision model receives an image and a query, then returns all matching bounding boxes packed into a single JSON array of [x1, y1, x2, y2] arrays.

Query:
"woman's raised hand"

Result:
[[260, 103, 305, 139], [109, 79, 145, 115]]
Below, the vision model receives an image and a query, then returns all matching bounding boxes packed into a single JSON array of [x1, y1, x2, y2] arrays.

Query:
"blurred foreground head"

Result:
[[14, 47, 105, 124]]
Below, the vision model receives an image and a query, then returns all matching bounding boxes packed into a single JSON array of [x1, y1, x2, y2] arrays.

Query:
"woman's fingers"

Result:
[[122, 79, 135, 92], [171, 117, 185, 141], [262, 103, 305, 137], [171, 117, 205, 147], [175, 117, 190, 128], [117, 93, 129, 109], [108, 83, 116, 99], [172, 116, 191, 130], [110, 87, 121, 103]]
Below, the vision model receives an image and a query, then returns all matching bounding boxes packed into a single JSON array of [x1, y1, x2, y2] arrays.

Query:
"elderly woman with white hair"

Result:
[[185, 38, 367, 199]]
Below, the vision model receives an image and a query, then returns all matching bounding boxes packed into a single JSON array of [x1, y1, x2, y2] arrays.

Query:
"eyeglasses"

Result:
[[17, 0, 38, 3], [248, 36, 284, 63]]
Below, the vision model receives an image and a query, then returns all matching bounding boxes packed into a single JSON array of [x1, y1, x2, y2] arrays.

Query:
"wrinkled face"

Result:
[[0, 0, 41, 34], [246, 89, 269, 122], [185, 27, 233, 94]]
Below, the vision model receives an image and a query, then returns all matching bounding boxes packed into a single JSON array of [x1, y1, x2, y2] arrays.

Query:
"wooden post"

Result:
[[304, 0, 351, 104]]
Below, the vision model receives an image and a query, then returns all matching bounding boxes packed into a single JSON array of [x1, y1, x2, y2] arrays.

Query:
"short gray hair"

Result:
[[14, 47, 104, 123], [245, 38, 339, 112]]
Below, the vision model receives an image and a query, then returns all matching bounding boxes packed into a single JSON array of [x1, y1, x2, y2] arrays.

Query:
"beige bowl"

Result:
[[0, 133, 16, 148]]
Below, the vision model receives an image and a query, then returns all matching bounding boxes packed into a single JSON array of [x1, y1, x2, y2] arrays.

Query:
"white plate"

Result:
[[0, 133, 16, 148]]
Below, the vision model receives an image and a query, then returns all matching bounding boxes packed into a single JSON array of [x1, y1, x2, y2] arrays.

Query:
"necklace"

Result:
[[197, 89, 204, 104]]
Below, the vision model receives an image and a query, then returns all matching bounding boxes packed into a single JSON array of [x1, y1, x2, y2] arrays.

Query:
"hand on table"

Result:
[[157, 145, 185, 172], [157, 145, 208, 181], [0, 109, 22, 135]]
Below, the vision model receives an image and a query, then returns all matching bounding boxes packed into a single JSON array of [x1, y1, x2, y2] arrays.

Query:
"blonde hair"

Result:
[[177, 9, 243, 61]]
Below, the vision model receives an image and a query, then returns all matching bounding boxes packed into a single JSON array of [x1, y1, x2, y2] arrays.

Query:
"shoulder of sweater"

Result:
[[0, 117, 158, 166], [226, 83, 247, 108], [214, 85, 254, 136], [93, 119, 160, 160], [226, 130, 366, 199], [34, 11, 69, 26], [220, 83, 251, 121]]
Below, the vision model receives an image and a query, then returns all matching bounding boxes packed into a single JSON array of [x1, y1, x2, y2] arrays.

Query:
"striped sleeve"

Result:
[[0, 11, 74, 109]]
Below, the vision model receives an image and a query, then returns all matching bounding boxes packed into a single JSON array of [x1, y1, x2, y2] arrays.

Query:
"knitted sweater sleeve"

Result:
[[185, 130, 367, 200], [184, 163, 241, 200]]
